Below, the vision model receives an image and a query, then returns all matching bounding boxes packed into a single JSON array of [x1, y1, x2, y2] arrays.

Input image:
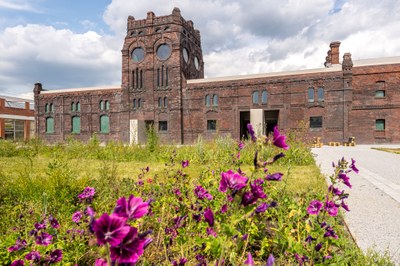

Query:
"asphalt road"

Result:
[[312, 145, 400, 265]]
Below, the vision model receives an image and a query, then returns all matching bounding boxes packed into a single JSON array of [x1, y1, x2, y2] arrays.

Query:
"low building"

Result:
[[0, 95, 35, 141], [34, 8, 400, 144]]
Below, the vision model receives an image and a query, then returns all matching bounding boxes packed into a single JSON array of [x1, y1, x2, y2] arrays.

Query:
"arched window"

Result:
[[158, 97, 162, 108], [213, 94, 218, 106], [45, 103, 49, 113], [317, 87, 324, 101], [133, 99, 136, 109], [46, 117, 54, 133], [138, 98, 142, 108], [105, 100, 110, 110], [100, 115, 109, 133], [99, 100, 104, 110], [262, 90, 268, 104], [50, 103, 54, 112], [71, 102, 75, 112], [252, 91, 259, 104], [76, 102, 81, 111], [205, 95, 211, 107], [308, 87, 315, 102], [164, 97, 168, 108], [72, 116, 80, 134]]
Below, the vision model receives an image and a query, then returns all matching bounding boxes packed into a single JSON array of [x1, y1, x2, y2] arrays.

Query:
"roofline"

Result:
[[187, 65, 342, 84], [40, 86, 121, 94], [0, 95, 34, 102]]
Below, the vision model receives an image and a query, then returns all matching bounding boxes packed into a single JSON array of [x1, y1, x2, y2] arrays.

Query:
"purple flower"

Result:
[[206, 227, 217, 237], [341, 200, 350, 211], [48, 215, 60, 229], [114, 195, 149, 221], [192, 213, 202, 222], [324, 201, 338, 216], [93, 213, 130, 246], [10, 260, 24, 266], [194, 186, 213, 200], [34, 222, 46, 230], [255, 202, 269, 213], [307, 200, 323, 215], [72, 211, 83, 223], [241, 180, 267, 206], [220, 204, 228, 213], [265, 172, 283, 181], [238, 141, 244, 150], [247, 123, 257, 142], [95, 259, 108, 266], [271, 152, 285, 164], [204, 208, 214, 227], [338, 173, 352, 188], [242, 234, 248, 240], [324, 226, 338, 239], [8, 238, 27, 252], [329, 185, 343, 196], [49, 249, 62, 263], [244, 252, 254, 265], [110, 226, 149, 264], [315, 243, 323, 251], [272, 126, 289, 150], [182, 160, 189, 168], [78, 186, 96, 200], [35, 232, 53, 246], [172, 258, 187, 266], [350, 158, 359, 173], [25, 251, 41, 262], [266, 254, 275, 266], [219, 170, 248, 192], [305, 235, 315, 244]]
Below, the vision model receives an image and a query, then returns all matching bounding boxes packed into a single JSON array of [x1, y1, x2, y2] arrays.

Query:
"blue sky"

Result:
[[0, 0, 399, 98]]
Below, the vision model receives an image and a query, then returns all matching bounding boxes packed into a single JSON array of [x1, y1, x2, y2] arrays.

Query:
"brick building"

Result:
[[34, 8, 400, 144], [0, 95, 34, 141]]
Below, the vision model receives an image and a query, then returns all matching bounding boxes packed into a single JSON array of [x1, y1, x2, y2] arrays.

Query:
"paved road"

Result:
[[312, 145, 400, 265]]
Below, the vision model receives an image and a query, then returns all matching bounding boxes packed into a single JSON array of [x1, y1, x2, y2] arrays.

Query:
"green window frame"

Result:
[[213, 94, 218, 106], [105, 100, 110, 110], [308, 87, 315, 102], [72, 116, 81, 134], [71, 102, 75, 112], [100, 115, 109, 133], [205, 95, 211, 107], [46, 117, 54, 133], [99, 100, 104, 110], [76, 102, 80, 111]]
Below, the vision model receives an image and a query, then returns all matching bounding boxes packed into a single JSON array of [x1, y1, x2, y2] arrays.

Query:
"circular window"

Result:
[[182, 48, 189, 63], [157, 44, 171, 60], [132, 47, 145, 62], [194, 56, 200, 70]]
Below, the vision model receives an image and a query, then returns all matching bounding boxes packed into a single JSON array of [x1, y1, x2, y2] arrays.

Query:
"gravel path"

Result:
[[312, 145, 400, 265]]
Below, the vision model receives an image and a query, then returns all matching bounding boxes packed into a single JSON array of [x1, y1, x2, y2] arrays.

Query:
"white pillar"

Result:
[[250, 109, 264, 136], [129, 119, 138, 144]]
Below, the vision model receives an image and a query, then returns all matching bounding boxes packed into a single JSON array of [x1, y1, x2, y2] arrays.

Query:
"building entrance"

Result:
[[264, 110, 279, 135], [240, 111, 250, 140]]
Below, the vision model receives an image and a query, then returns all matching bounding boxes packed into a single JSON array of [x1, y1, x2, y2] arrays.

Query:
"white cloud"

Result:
[[0, 0, 39, 12]]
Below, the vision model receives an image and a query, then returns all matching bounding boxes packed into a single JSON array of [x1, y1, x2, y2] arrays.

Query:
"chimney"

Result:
[[330, 41, 341, 65], [34, 82, 43, 94]]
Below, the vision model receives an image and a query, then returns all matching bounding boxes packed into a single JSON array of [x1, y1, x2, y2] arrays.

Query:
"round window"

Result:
[[132, 47, 145, 62], [156, 44, 171, 60], [182, 48, 189, 63], [194, 56, 200, 70]]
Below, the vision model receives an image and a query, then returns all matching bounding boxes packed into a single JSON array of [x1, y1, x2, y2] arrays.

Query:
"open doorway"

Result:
[[240, 111, 250, 140], [264, 110, 279, 136]]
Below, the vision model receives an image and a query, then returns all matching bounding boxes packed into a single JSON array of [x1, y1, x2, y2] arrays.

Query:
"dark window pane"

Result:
[[159, 121, 168, 131], [158, 97, 162, 108], [207, 120, 217, 131], [205, 95, 210, 107], [164, 97, 168, 108], [310, 116, 322, 128], [213, 95, 218, 106]]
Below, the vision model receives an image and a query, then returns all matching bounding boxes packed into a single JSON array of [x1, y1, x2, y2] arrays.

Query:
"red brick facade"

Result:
[[34, 8, 400, 144]]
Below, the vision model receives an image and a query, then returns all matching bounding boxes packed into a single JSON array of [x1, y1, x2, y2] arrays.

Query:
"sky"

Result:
[[1, 0, 400, 99]]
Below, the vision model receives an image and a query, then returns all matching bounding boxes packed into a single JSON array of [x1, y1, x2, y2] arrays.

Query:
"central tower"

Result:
[[121, 7, 204, 144]]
